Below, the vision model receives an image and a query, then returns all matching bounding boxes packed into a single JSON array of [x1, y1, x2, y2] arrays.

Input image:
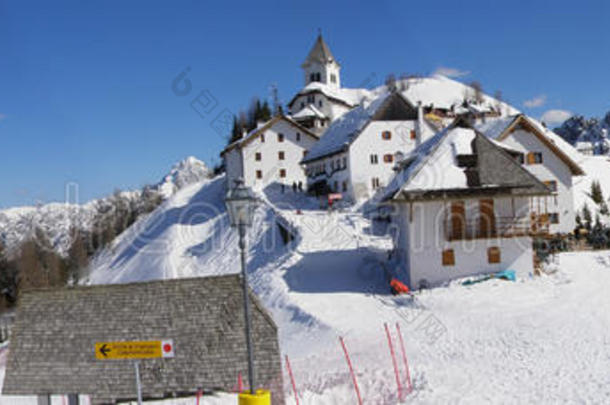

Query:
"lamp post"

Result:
[[225, 178, 258, 395]]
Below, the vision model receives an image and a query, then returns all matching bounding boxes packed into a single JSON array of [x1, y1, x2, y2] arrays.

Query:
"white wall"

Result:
[[349, 121, 420, 200], [501, 128, 576, 233], [238, 120, 317, 191], [303, 60, 341, 89], [394, 197, 534, 288], [290, 93, 350, 122]]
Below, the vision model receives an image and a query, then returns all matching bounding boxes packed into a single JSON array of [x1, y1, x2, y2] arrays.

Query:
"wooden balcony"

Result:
[[444, 216, 549, 241]]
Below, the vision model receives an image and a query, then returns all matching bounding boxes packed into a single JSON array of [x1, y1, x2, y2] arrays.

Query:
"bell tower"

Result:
[[301, 32, 341, 89]]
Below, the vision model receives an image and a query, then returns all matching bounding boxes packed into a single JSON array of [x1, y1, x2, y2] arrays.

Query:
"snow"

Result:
[[301, 93, 390, 162], [400, 75, 519, 116], [0, 157, 210, 257], [295, 82, 371, 107], [573, 154, 610, 218], [5, 174, 610, 403], [382, 126, 473, 199], [155, 156, 209, 198], [291, 104, 326, 119]]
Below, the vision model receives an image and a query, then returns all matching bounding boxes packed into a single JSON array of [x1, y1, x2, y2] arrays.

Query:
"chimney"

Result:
[[416, 101, 424, 147]]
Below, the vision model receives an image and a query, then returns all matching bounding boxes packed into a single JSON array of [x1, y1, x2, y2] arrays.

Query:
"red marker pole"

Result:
[[238, 372, 243, 392], [396, 322, 413, 395], [339, 337, 363, 405], [384, 322, 403, 400], [285, 355, 300, 405], [196, 389, 202, 405]]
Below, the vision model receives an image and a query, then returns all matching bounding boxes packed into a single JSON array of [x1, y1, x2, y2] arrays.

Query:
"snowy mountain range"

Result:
[[555, 112, 610, 154], [0, 157, 209, 257]]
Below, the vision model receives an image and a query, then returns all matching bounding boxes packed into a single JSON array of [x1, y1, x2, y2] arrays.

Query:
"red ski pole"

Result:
[[339, 337, 363, 405], [396, 322, 413, 395], [285, 355, 300, 405], [385, 322, 403, 400]]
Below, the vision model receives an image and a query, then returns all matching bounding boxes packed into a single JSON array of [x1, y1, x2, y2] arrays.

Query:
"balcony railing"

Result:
[[444, 215, 549, 241]]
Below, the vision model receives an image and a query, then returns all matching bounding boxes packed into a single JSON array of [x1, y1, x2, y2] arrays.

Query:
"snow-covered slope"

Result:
[[573, 154, 610, 218], [0, 157, 209, 257], [80, 175, 610, 403]]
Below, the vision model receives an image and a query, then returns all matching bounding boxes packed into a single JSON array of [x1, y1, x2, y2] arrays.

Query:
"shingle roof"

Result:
[[2, 275, 283, 403], [383, 123, 551, 201], [302, 35, 338, 67], [474, 114, 585, 175]]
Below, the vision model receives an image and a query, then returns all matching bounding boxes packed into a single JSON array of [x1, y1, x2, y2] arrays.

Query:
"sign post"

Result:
[[95, 339, 174, 404], [134, 361, 142, 405]]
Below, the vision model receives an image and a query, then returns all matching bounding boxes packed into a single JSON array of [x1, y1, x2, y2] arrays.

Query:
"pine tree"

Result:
[[583, 204, 592, 230], [261, 100, 271, 122], [590, 180, 604, 205]]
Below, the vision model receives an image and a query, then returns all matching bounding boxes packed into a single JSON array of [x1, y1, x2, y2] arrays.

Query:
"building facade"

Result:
[[384, 124, 550, 288], [475, 115, 584, 234], [222, 115, 318, 191]]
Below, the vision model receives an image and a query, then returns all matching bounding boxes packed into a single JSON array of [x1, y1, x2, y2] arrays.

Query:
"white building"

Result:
[[288, 35, 371, 134], [383, 123, 551, 288], [301, 91, 437, 201], [221, 115, 319, 191], [475, 114, 584, 234]]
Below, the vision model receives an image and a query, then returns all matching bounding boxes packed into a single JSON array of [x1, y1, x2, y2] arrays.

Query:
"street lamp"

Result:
[[225, 178, 258, 395]]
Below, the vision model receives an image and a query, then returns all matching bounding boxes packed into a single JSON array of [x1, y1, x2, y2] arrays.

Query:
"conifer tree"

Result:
[[590, 180, 604, 205]]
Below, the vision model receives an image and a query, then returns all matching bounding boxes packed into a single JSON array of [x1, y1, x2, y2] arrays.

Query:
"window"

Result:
[[342, 157, 347, 168], [371, 177, 381, 189], [309, 73, 315, 83], [442, 249, 455, 266], [255, 152, 261, 161], [336, 159, 340, 169], [526, 152, 543, 165], [410, 130, 417, 140], [315, 72, 321, 81], [342, 181, 347, 192], [370, 154, 379, 164], [319, 100, 323, 108], [279, 169, 286, 178], [303, 150, 308, 157], [278, 151, 285, 160], [516, 153, 524, 164], [488, 247, 501, 264], [549, 213, 560, 224], [544, 180, 558, 192], [307, 95, 314, 103], [260, 133, 265, 143], [331, 74, 337, 83], [278, 133, 284, 142], [256, 170, 262, 179], [334, 181, 338, 191], [382, 131, 392, 140], [383, 154, 394, 163], [300, 102, 305, 109], [296, 132, 301, 141], [330, 160, 335, 171]]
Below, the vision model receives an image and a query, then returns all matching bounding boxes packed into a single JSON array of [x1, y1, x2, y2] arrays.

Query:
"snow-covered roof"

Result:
[[398, 75, 519, 115], [474, 114, 585, 175], [289, 82, 372, 108], [301, 92, 391, 163], [292, 104, 327, 119], [383, 125, 550, 201]]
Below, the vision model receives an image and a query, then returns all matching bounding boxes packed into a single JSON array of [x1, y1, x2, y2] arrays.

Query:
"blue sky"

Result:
[[1, 0, 608, 207]]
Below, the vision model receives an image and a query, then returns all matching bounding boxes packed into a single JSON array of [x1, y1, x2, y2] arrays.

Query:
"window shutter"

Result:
[[488, 247, 501, 264], [442, 249, 455, 266]]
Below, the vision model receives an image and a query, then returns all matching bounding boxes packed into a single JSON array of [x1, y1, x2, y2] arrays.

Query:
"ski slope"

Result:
[[4, 175, 610, 403]]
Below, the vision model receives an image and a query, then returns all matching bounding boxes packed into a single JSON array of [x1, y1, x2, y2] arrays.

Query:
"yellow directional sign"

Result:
[[95, 340, 174, 360]]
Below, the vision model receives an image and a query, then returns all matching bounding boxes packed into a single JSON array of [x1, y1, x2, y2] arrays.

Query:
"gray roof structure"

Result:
[[2, 275, 284, 404], [302, 34, 338, 67], [383, 120, 551, 202], [301, 91, 419, 164]]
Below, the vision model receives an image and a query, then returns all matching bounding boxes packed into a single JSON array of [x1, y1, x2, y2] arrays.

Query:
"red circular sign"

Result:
[[163, 343, 172, 353]]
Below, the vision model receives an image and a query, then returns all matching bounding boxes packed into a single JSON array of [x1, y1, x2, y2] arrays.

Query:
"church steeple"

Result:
[[301, 33, 341, 89]]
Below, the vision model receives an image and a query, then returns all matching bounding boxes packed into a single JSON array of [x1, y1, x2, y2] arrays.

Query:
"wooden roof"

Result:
[[2, 275, 283, 403]]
